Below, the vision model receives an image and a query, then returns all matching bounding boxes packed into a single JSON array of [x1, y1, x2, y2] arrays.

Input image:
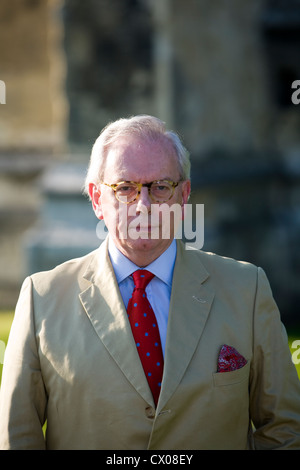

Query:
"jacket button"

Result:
[[145, 406, 155, 419]]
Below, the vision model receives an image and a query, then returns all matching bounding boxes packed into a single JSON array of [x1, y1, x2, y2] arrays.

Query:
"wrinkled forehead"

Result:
[[102, 135, 181, 182], [104, 132, 177, 159]]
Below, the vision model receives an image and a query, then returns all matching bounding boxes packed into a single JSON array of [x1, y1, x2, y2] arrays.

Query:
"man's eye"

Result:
[[116, 185, 135, 193], [152, 183, 170, 192]]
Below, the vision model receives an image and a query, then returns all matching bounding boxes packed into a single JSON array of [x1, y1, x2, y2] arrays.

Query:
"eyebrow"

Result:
[[113, 177, 174, 183]]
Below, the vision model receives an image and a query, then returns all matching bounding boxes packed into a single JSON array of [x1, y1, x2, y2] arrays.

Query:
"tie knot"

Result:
[[132, 270, 154, 290]]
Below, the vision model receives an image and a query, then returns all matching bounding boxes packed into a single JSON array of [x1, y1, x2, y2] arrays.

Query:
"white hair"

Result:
[[83, 114, 191, 199]]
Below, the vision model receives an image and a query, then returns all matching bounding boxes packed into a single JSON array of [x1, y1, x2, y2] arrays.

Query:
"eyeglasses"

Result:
[[101, 180, 182, 204]]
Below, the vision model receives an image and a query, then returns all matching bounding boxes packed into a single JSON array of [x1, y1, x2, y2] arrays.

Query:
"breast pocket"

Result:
[[212, 361, 250, 387]]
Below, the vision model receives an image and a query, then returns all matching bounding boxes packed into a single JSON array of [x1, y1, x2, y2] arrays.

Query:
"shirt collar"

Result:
[[108, 235, 177, 287]]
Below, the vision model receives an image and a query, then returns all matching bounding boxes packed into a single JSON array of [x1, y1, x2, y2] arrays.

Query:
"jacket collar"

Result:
[[80, 237, 215, 410]]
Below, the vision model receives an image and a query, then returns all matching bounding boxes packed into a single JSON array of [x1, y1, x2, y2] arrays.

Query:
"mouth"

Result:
[[137, 225, 160, 231], [127, 224, 160, 240]]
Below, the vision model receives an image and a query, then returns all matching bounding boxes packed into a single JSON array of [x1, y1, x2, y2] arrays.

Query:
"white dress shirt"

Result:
[[108, 236, 177, 356]]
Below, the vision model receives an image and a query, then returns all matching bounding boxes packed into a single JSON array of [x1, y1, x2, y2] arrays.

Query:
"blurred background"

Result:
[[0, 0, 300, 330]]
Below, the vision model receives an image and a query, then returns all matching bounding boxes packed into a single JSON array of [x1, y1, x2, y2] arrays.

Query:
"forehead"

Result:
[[103, 135, 180, 181]]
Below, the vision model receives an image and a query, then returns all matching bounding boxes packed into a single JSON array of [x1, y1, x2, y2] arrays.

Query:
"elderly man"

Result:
[[0, 115, 300, 450]]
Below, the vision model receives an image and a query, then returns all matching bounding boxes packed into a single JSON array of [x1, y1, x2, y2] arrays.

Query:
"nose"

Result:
[[136, 186, 152, 213]]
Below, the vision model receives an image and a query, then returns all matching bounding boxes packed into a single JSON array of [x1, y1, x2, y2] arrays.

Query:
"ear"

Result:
[[182, 179, 191, 204], [89, 183, 104, 220], [181, 180, 191, 219]]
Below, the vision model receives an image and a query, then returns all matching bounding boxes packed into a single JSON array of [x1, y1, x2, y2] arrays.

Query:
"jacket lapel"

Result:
[[79, 238, 215, 410], [79, 238, 154, 406], [157, 241, 215, 412]]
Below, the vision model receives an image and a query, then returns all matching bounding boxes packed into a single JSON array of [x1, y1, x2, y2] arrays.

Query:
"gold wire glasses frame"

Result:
[[101, 180, 182, 204]]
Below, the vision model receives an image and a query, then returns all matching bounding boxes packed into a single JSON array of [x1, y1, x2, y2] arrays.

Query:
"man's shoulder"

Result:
[[29, 246, 101, 295], [181, 242, 259, 283], [199, 248, 257, 272]]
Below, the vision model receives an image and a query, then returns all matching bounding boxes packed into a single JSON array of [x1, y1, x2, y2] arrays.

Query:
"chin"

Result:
[[129, 237, 173, 255]]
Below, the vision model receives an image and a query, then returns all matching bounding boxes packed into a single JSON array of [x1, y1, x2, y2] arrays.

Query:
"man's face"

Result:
[[89, 135, 191, 265]]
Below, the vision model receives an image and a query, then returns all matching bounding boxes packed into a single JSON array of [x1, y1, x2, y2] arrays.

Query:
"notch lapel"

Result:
[[157, 241, 215, 411], [79, 238, 154, 406]]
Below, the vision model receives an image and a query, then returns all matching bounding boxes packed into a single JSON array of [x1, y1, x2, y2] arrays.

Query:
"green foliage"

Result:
[[0, 311, 14, 384]]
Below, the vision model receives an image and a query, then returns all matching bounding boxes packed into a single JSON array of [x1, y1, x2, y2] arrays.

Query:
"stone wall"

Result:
[[0, 0, 67, 306], [63, 0, 154, 151], [0, 0, 67, 151]]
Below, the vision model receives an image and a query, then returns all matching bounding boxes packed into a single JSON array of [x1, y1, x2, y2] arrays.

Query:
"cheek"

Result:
[[101, 199, 117, 220], [102, 199, 129, 229]]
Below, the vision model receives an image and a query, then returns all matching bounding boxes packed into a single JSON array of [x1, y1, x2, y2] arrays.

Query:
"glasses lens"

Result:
[[115, 183, 138, 203], [150, 181, 173, 202]]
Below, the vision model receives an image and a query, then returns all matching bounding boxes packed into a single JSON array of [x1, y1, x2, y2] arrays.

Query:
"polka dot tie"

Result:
[[127, 269, 164, 406]]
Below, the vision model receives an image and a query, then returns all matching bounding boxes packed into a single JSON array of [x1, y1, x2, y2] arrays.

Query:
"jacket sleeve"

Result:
[[250, 267, 300, 449], [0, 277, 47, 450]]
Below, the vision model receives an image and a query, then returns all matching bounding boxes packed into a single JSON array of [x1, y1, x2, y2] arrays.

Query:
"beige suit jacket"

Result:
[[0, 237, 300, 450]]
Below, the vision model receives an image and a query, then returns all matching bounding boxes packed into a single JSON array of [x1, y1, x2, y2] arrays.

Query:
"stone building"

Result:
[[0, 0, 299, 326]]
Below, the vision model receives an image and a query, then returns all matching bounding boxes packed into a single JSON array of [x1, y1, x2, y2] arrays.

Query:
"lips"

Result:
[[127, 224, 161, 239]]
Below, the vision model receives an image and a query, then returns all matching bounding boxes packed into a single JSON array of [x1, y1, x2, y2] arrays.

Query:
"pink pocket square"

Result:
[[217, 344, 247, 372]]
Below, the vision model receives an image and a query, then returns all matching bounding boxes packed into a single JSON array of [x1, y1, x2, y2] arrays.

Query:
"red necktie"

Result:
[[127, 270, 164, 406]]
